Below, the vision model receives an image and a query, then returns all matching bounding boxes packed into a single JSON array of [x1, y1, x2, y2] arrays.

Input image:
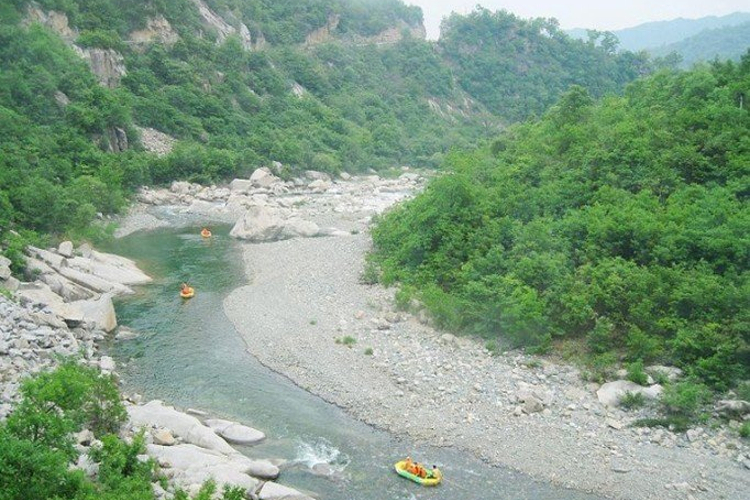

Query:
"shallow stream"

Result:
[[105, 224, 603, 500]]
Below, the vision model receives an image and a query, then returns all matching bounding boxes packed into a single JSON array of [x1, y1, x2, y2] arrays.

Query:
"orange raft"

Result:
[[200, 228, 212, 238]]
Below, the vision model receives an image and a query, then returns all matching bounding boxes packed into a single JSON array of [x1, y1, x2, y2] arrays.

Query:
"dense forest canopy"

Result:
[[438, 8, 651, 121], [371, 55, 750, 390]]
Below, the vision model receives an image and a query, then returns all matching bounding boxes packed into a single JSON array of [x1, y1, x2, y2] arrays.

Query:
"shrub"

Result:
[[627, 360, 649, 386], [0, 426, 87, 500], [7, 360, 126, 446], [660, 381, 711, 419], [740, 421, 750, 439], [364, 347, 374, 355], [360, 259, 380, 285], [88, 431, 155, 496], [336, 336, 357, 347], [620, 391, 646, 410]]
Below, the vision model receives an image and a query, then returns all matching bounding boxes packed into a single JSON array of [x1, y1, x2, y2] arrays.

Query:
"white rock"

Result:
[[230, 206, 319, 242], [259, 481, 314, 500], [250, 167, 281, 188], [220, 423, 266, 445], [58, 241, 74, 257], [128, 400, 235, 455], [596, 380, 663, 407], [153, 428, 176, 446], [99, 356, 116, 372], [67, 294, 118, 332]]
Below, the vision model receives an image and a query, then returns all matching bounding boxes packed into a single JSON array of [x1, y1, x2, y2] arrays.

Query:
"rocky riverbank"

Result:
[[0, 240, 316, 499]]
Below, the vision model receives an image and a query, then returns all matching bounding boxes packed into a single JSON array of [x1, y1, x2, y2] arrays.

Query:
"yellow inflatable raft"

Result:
[[180, 287, 195, 299], [200, 229, 212, 238], [394, 461, 442, 486]]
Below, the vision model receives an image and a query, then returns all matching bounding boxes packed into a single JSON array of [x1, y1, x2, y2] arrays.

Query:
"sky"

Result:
[[404, 0, 750, 39]]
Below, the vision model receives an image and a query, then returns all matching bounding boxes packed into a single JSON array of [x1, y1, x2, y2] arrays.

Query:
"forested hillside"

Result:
[[439, 8, 650, 121], [0, 0, 648, 264], [372, 56, 750, 390]]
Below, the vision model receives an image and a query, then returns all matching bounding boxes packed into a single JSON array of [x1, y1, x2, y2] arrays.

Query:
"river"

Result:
[[104, 224, 604, 500]]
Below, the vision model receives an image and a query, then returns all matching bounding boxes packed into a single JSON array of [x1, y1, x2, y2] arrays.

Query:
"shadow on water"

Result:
[[104, 225, 604, 500]]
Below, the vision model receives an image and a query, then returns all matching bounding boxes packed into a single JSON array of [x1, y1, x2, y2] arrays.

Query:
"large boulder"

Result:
[[258, 482, 314, 500], [0, 255, 11, 281], [39, 271, 95, 302], [715, 400, 750, 417], [230, 179, 253, 192], [58, 266, 132, 295], [596, 380, 663, 407], [230, 206, 319, 242], [146, 444, 262, 492], [250, 167, 281, 188], [58, 241, 74, 258], [127, 400, 235, 455], [205, 419, 266, 445], [66, 293, 118, 332]]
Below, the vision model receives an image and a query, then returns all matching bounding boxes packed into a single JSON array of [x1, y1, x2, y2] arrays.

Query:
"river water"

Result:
[[105, 224, 603, 500]]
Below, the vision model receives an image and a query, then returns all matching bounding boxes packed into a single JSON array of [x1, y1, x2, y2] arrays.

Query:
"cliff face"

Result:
[[305, 14, 426, 47]]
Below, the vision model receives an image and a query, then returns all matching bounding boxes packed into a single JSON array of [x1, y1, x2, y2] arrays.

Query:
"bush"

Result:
[[627, 360, 649, 386], [364, 347, 374, 355], [87, 432, 155, 498], [660, 381, 711, 419], [740, 421, 750, 439], [620, 391, 646, 410], [336, 336, 357, 347], [7, 360, 126, 446], [0, 426, 87, 500]]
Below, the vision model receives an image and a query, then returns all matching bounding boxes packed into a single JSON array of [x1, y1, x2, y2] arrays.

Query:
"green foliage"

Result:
[[660, 381, 711, 419], [439, 8, 651, 121], [371, 56, 750, 389], [619, 391, 646, 410], [0, 425, 89, 500], [364, 347, 374, 355], [7, 360, 126, 451], [627, 360, 649, 386], [335, 335, 356, 347], [740, 421, 750, 439]]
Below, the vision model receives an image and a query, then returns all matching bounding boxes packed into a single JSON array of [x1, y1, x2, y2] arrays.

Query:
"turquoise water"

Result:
[[105, 225, 603, 500]]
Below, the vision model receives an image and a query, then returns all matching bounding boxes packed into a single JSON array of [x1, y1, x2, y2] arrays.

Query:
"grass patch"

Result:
[[364, 347, 373, 355], [632, 416, 692, 433], [335, 336, 356, 347], [627, 360, 649, 386]]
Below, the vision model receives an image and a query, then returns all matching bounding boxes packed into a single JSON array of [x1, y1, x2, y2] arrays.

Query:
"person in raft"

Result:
[[429, 465, 442, 480], [414, 463, 427, 478], [181, 282, 190, 293], [404, 457, 413, 472]]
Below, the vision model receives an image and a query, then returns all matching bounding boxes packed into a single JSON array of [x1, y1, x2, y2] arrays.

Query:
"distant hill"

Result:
[[648, 22, 750, 68], [612, 12, 750, 51], [567, 12, 750, 52]]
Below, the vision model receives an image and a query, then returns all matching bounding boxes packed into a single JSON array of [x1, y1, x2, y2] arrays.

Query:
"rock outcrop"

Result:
[[13, 242, 151, 332], [74, 47, 127, 88], [230, 206, 320, 242], [129, 16, 179, 46]]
